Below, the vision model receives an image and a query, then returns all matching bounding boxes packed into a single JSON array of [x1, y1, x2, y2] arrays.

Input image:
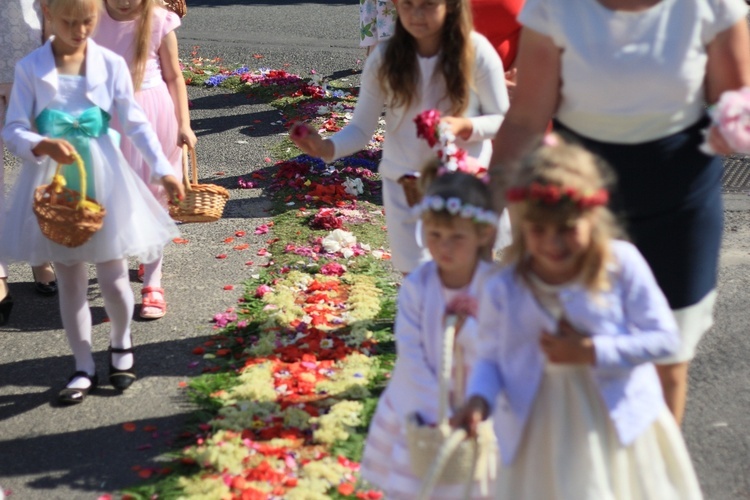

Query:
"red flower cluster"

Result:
[[506, 183, 609, 209], [311, 208, 345, 230], [414, 109, 441, 148]]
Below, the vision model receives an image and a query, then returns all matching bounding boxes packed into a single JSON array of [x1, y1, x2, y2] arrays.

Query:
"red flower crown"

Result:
[[506, 182, 609, 209]]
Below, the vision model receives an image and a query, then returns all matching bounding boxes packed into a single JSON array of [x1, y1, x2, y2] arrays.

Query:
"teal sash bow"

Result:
[[35, 107, 111, 200]]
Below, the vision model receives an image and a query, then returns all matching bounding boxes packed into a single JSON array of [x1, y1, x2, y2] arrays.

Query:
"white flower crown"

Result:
[[413, 195, 499, 226]]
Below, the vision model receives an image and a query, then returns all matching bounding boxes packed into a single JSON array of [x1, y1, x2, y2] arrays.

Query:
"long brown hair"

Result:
[[504, 136, 622, 292], [379, 0, 474, 116]]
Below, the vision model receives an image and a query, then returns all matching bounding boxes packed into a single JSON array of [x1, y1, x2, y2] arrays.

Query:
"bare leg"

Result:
[[656, 362, 690, 425]]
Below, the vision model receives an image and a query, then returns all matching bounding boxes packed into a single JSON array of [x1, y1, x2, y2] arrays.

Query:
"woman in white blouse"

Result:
[[488, 0, 750, 425]]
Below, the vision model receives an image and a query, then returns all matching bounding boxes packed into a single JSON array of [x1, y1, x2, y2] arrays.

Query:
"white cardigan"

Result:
[[2, 38, 172, 181], [468, 240, 680, 465], [387, 259, 499, 423], [329, 32, 509, 181]]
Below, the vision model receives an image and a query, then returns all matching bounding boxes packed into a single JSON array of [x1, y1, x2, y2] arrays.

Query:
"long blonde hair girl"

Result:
[[379, 0, 475, 116], [504, 135, 622, 292]]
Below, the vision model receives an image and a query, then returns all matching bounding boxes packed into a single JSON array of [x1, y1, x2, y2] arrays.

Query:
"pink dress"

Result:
[[94, 6, 182, 205]]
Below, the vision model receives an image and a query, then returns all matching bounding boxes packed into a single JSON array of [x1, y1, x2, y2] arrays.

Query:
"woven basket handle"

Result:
[[49, 153, 87, 210], [181, 144, 198, 192], [438, 314, 458, 423]]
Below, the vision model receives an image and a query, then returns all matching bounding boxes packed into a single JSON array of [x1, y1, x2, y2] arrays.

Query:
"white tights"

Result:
[[142, 251, 163, 289], [55, 259, 134, 389]]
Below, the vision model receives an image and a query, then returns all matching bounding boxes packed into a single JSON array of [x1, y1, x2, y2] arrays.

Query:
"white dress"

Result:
[[495, 275, 703, 500], [0, 75, 179, 266], [361, 278, 497, 499]]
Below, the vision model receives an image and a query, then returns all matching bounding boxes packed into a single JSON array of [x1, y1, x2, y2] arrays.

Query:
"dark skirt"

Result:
[[554, 117, 722, 310]]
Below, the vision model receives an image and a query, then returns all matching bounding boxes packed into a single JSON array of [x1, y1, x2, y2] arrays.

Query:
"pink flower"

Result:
[[715, 87, 750, 153], [255, 284, 273, 298], [414, 109, 442, 148], [254, 224, 270, 235], [320, 262, 346, 276], [446, 294, 478, 318]]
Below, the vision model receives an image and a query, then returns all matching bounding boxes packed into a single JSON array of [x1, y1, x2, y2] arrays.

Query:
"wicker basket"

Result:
[[163, 0, 187, 18], [33, 154, 106, 248], [169, 145, 229, 223], [398, 173, 423, 208]]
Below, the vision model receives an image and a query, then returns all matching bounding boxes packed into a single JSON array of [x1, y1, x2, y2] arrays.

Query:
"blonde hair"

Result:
[[46, 0, 101, 18], [504, 135, 622, 291], [128, 1, 171, 91], [379, 0, 475, 116]]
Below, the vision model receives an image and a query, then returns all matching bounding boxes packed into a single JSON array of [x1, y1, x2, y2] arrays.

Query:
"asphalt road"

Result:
[[1, 1, 750, 499]]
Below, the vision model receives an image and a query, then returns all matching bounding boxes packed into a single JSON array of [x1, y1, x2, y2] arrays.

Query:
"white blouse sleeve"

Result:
[[110, 56, 173, 181], [327, 46, 387, 162], [517, 0, 564, 47], [467, 33, 509, 143], [466, 276, 506, 411], [2, 61, 45, 163], [701, 0, 749, 45]]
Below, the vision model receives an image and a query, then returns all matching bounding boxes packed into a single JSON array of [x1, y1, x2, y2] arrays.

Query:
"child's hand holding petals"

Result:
[[540, 318, 596, 365], [161, 174, 185, 204], [440, 116, 473, 141], [450, 395, 490, 438], [289, 122, 334, 160]]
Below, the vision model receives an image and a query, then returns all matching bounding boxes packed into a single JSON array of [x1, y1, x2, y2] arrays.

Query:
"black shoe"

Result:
[[0, 294, 13, 325], [33, 280, 58, 296], [58, 371, 98, 405], [109, 346, 136, 391]]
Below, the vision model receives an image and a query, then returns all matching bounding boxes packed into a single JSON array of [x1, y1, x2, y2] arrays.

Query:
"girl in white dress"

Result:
[[454, 135, 703, 499], [1, 0, 183, 404], [290, 0, 509, 274], [360, 161, 499, 499]]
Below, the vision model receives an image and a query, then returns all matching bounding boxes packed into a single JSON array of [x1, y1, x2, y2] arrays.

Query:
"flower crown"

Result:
[[413, 195, 499, 226], [414, 109, 487, 179], [506, 182, 609, 210]]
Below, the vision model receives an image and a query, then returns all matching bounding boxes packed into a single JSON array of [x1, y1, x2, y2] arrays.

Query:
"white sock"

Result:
[[55, 262, 95, 389], [96, 259, 135, 371]]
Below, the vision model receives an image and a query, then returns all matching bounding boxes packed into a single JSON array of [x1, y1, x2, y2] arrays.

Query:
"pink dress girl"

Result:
[[95, 3, 195, 319]]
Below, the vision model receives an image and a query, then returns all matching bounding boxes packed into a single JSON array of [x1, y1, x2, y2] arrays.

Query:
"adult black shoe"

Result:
[[109, 346, 136, 391], [58, 371, 98, 404], [0, 294, 13, 325]]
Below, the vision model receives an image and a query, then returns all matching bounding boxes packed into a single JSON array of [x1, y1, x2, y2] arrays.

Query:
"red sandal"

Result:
[[140, 286, 166, 319]]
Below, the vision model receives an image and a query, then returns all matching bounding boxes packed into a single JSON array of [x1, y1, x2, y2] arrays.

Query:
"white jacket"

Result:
[[468, 240, 680, 465], [2, 38, 172, 181]]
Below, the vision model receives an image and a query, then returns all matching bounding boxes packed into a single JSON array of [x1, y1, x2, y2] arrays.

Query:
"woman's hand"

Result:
[[440, 116, 473, 141], [178, 125, 198, 149], [450, 395, 490, 438], [32, 138, 77, 164], [539, 318, 596, 365], [706, 125, 734, 156], [289, 122, 334, 159], [161, 174, 185, 204]]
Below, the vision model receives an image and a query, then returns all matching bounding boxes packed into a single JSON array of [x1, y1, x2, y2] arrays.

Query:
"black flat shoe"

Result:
[[109, 346, 136, 391], [32, 265, 58, 296], [34, 280, 58, 296], [58, 371, 98, 405], [0, 294, 13, 326]]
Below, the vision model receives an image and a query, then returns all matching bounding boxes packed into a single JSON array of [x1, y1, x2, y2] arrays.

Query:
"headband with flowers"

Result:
[[412, 195, 499, 226], [506, 182, 609, 210], [414, 109, 487, 179]]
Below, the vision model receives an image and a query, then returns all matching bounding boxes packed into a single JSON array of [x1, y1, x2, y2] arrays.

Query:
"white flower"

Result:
[[428, 196, 445, 211], [460, 205, 476, 219], [341, 248, 354, 259], [446, 197, 462, 215], [443, 143, 458, 156], [342, 177, 364, 196], [320, 338, 334, 349], [317, 105, 329, 115], [322, 229, 357, 253], [371, 250, 384, 259], [360, 243, 371, 251]]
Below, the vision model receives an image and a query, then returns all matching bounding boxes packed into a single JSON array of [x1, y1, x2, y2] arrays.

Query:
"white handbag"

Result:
[[405, 315, 497, 500]]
